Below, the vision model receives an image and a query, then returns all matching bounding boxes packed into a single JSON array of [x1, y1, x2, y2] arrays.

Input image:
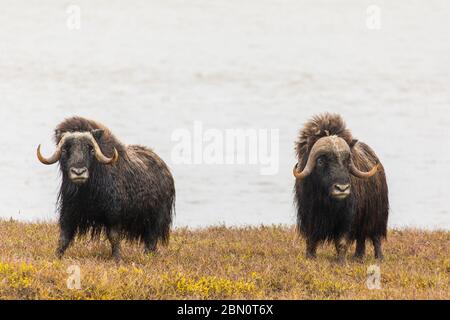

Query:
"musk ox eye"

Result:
[[317, 156, 326, 166], [89, 145, 94, 154]]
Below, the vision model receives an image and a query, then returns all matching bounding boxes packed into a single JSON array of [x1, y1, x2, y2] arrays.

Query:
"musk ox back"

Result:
[[37, 116, 175, 261], [293, 113, 389, 262]]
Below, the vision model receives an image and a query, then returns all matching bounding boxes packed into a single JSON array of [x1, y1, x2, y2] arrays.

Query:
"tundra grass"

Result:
[[0, 220, 448, 300]]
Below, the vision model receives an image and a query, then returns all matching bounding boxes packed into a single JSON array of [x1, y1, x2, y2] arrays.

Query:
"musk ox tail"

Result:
[[158, 192, 176, 246]]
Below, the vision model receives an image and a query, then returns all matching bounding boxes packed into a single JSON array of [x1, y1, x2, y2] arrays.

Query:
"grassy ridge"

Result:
[[0, 220, 448, 299]]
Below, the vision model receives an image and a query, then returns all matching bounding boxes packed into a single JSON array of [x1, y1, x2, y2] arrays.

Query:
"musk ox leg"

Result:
[[354, 239, 366, 261], [144, 233, 158, 254], [371, 236, 384, 261], [56, 223, 76, 259], [107, 228, 122, 262], [305, 239, 318, 259], [334, 237, 350, 264]]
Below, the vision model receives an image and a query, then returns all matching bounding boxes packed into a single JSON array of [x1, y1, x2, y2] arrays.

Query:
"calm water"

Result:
[[0, 0, 449, 229]]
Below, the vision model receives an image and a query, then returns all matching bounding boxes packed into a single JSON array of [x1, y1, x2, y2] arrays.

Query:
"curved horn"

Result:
[[293, 161, 315, 180], [293, 138, 334, 180], [350, 160, 379, 179], [37, 138, 65, 165], [293, 144, 322, 179], [91, 138, 119, 165]]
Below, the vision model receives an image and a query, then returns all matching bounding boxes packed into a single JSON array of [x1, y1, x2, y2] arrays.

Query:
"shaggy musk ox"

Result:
[[37, 117, 175, 260], [293, 113, 388, 262]]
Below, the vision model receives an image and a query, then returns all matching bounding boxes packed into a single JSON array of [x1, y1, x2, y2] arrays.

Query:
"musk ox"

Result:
[[37, 117, 175, 261], [293, 113, 388, 262]]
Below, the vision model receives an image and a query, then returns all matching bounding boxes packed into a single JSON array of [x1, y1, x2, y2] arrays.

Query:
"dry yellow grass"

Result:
[[0, 220, 448, 300]]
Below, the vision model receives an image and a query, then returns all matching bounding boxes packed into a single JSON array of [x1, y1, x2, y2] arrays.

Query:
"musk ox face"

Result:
[[293, 135, 379, 200], [60, 134, 96, 185], [312, 151, 352, 200], [37, 130, 119, 185]]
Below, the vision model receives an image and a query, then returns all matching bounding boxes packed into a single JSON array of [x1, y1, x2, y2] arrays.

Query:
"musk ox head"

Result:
[[37, 130, 118, 185], [293, 135, 379, 200]]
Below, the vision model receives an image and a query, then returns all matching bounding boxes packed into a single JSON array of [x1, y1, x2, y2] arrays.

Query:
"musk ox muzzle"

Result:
[[331, 183, 351, 199], [69, 167, 89, 185]]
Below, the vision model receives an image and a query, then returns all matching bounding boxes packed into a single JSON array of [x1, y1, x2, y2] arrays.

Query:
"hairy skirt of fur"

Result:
[[56, 117, 175, 246], [294, 113, 389, 244]]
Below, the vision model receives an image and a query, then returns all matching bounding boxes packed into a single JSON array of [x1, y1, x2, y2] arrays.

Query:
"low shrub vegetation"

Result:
[[0, 220, 448, 299]]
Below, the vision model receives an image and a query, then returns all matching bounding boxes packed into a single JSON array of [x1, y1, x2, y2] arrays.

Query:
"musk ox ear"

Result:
[[91, 129, 105, 141], [349, 139, 358, 148]]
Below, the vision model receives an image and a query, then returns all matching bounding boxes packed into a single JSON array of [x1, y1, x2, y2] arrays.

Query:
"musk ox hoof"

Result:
[[352, 255, 365, 263], [305, 252, 317, 260], [144, 248, 158, 256], [112, 254, 121, 263], [144, 240, 158, 255], [55, 250, 65, 260]]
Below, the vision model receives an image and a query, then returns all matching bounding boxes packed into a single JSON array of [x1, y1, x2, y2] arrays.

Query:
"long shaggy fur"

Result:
[[56, 117, 175, 246], [294, 113, 389, 245]]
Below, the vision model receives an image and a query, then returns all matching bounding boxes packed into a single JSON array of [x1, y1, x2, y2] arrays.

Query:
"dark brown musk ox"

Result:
[[293, 113, 388, 262], [37, 117, 175, 261]]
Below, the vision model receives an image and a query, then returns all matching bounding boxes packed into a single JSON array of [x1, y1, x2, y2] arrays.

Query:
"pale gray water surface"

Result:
[[0, 0, 449, 229]]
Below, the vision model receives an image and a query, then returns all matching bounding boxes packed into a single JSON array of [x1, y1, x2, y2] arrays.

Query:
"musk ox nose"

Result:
[[69, 167, 89, 184], [334, 184, 350, 192], [331, 183, 351, 199], [70, 167, 87, 176]]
